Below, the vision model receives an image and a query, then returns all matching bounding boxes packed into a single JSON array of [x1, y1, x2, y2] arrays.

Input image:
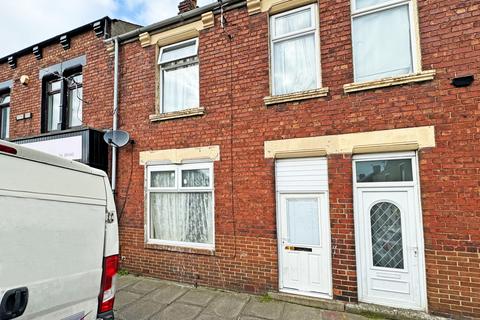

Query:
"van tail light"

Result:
[[0, 144, 17, 155], [98, 255, 119, 314]]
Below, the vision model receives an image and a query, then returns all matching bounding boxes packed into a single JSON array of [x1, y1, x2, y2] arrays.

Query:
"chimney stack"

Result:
[[178, 0, 197, 14]]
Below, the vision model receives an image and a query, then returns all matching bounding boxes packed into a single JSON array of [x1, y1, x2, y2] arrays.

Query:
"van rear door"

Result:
[[0, 150, 107, 320]]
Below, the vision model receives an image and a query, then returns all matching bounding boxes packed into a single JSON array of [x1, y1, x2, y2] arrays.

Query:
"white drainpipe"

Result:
[[111, 37, 119, 192]]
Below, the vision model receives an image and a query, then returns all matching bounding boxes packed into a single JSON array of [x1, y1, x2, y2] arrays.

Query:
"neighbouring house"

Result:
[[110, 0, 479, 318], [0, 17, 139, 170]]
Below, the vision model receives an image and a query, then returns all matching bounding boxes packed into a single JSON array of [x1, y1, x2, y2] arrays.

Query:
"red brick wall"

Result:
[[0, 31, 114, 139], [328, 154, 357, 302], [117, 1, 478, 319]]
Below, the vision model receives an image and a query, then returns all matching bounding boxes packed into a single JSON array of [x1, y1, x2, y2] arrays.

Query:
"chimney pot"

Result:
[[178, 0, 197, 14]]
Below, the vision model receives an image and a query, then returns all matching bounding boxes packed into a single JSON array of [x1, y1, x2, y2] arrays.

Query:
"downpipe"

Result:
[[111, 37, 119, 193]]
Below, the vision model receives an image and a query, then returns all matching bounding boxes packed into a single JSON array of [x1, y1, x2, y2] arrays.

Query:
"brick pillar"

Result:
[[178, 0, 197, 14], [328, 154, 358, 302]]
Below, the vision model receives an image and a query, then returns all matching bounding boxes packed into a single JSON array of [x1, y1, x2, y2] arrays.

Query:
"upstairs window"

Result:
[[158, 38, 199, 113], [43, 71, 83, 132], [351, 0, 419, 82], [68, 74, 83, 128], [270, 4, 321, 96], [46, 79, 62, 131], [0, 92, 10, 139]]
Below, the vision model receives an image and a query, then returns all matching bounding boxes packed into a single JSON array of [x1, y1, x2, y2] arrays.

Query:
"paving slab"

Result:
[[144, 284, 189, 304], [117, 275, 141, 290], [269, 292, 344, 312], [125, 279, 163, 295], [282, 303, 323, 320], [116, 299, 165, 320], [150, 303, 202, 320], [114, 290, 142, 310], [114, 275, 376, 320], [195, 314, 226, 320], [177, 288, 217, 306], [242, 298, 285, 320], [341, 313, 369, 320], [321, 310, 352, 320], [203, 292, 250, 319]]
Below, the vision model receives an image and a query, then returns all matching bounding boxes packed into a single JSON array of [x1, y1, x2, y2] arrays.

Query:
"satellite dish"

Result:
[[103, 130, 130, 148]]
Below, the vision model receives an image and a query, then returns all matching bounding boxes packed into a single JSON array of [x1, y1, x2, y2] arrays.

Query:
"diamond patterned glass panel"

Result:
[[370, 202, 404, 269]]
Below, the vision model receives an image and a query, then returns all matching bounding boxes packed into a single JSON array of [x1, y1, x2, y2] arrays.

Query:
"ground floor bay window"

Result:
[[146, 162, 214, 249]]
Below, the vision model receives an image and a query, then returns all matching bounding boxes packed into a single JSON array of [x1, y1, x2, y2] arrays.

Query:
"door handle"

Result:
[[0, 287, 28, 320]]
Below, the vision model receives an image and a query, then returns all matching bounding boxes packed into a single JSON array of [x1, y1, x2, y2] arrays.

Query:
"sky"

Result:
[[0, 0, 215, 57]]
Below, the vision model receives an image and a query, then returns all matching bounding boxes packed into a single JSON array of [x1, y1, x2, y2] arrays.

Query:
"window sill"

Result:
[[343, 70, 436, 94], [264, 87, 329, 106], [145, 242, 215, 256], [149, 107, 205, 122]]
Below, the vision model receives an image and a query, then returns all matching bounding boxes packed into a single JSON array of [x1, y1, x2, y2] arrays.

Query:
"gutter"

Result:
[[105, 0, 246, 44]]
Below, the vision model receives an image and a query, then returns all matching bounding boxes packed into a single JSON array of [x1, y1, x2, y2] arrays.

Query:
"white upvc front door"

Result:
[[353, 152, 427, 310], [275, 157, 332, 299], [278, 193, 332, 298]]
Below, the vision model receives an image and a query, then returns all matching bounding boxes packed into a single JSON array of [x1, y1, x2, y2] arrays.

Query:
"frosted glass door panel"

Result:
[[286, 198, 320, 246]]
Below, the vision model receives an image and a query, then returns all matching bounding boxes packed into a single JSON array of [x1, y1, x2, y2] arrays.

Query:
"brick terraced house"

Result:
[[1, 0, 479, 319], [0, 17, 138, 170], [110, 0, 479, 318]]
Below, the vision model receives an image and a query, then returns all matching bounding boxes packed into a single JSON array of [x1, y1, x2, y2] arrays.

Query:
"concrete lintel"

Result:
[[139, 145, 220, 165], [265, 126, 436, 159]]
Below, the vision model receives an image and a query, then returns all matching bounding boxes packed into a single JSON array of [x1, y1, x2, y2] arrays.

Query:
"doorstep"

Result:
[[268, 292, 344, 312], [345, 303, 447, 320], [269, 291, 447, 320]]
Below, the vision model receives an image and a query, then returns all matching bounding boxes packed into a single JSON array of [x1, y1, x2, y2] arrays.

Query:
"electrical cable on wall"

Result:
[[219, 0, 238, 260], [49, 70, 88, 125], [117, 140, 134, 223]]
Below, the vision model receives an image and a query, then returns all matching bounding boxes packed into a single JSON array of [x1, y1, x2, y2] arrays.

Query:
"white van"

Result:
[[0, 140, 119, 320]]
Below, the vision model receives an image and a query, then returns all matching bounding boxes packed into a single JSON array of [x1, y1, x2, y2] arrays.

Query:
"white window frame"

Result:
[[269, 4, 322, 96], [158, 38, 200, 114], [353, 151, 418, 188], [350, 0, 421, 83], [146, 162, 215, 249]]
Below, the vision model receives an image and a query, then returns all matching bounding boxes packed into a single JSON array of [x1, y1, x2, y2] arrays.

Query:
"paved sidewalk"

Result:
[[114, 275, 370, 320]]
